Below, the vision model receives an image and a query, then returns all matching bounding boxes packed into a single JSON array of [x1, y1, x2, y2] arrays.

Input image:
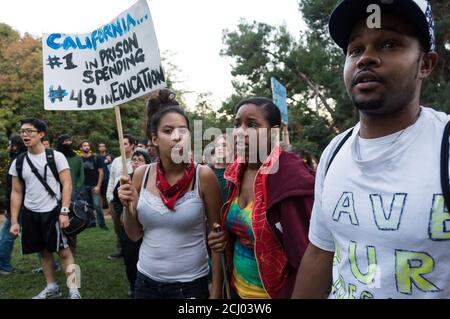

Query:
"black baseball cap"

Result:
[[329, 0, 436, 53]]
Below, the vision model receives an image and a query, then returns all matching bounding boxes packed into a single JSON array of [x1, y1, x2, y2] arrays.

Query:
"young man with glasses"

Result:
[[9, 118, 81, 299]]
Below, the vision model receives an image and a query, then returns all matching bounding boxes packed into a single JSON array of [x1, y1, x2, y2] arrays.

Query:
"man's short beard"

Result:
[[352, 96, 386, 111]]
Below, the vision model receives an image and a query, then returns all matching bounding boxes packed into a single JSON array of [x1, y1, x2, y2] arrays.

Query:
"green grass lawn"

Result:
[[0, 219, 130, 299]]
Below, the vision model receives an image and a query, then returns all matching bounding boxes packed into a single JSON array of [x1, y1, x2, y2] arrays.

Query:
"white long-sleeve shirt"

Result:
[[106, 156, 133, 203]]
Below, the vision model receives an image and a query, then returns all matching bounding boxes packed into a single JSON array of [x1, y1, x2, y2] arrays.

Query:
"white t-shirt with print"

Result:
[[9, 150, 69, 212], [309, 106, 450, 299]]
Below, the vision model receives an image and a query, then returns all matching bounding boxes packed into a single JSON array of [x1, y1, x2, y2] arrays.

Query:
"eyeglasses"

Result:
[[19, 129, 39, 135]]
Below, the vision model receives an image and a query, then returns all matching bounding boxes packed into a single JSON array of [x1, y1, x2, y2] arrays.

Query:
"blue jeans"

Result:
[[82, 186, 106, 226], [0, 219, 17, 272], [134, 272, 210, 299]]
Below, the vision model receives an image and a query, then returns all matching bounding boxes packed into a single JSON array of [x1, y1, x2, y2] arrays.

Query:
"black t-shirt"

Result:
[[97, 154, 111, 181], [82, 155, 103, 186]]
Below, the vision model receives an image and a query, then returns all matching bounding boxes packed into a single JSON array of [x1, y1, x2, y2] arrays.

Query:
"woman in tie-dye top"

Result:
[[208, 97, 315, 299]]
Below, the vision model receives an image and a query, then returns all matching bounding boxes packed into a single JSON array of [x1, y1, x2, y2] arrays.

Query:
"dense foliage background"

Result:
[[1, 0, 448, 209]]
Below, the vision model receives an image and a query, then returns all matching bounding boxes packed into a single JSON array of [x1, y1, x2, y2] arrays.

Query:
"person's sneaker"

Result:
[[99, 225, 109, 230], [32, 286, 62, 299], [69, 291, 82, 299], [0, 269, 13, 275], [86, 224, 96, 229]]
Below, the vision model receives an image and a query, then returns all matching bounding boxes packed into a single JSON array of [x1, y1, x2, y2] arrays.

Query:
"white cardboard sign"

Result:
[[43, 0, 165, 110]]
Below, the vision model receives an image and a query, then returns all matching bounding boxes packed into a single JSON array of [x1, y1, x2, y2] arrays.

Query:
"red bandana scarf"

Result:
[[156, 160, 196, 210]]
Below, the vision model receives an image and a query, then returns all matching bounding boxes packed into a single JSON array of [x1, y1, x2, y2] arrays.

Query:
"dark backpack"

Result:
[[16, 149, 92, 236], [325, 121, 450, 209]]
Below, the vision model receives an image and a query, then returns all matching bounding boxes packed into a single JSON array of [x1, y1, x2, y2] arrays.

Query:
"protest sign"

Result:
[[271, 77, 290, 146], [271, 77, 288, 125], [43, 0, 165, 110]]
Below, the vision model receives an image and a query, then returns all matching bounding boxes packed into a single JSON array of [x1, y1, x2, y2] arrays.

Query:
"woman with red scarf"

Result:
[[118, 89, 222, 299], [208, 97, 315, 299]]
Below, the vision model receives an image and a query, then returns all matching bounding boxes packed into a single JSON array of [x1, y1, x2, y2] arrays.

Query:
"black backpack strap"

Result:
[[45, 149, 60, 183], [325, 128, 354, 176], [25, 154, 57, 198], [46, 148, 62, 193], [15, 152, 27, 186], [440, 121, 450, 210]]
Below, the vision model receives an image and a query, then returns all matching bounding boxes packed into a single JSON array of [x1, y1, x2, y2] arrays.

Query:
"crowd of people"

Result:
[[1, 0, 448, 299]]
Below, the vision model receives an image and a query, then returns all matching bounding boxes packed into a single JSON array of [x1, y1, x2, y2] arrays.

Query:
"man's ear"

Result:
[[419, 51, 439, 80]]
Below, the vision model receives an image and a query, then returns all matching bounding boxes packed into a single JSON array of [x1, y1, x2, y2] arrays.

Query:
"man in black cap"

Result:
[[292, 0, 446, 298]]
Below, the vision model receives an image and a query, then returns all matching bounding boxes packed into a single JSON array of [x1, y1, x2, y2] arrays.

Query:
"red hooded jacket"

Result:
[[222, 147, 315, 298]]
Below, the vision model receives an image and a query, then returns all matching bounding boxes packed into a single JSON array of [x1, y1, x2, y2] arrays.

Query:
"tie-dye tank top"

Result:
[[225, 198, 269, 299]]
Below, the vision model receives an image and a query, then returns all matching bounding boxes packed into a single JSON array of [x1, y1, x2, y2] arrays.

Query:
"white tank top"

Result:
[[136, 163, 209, 282]]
